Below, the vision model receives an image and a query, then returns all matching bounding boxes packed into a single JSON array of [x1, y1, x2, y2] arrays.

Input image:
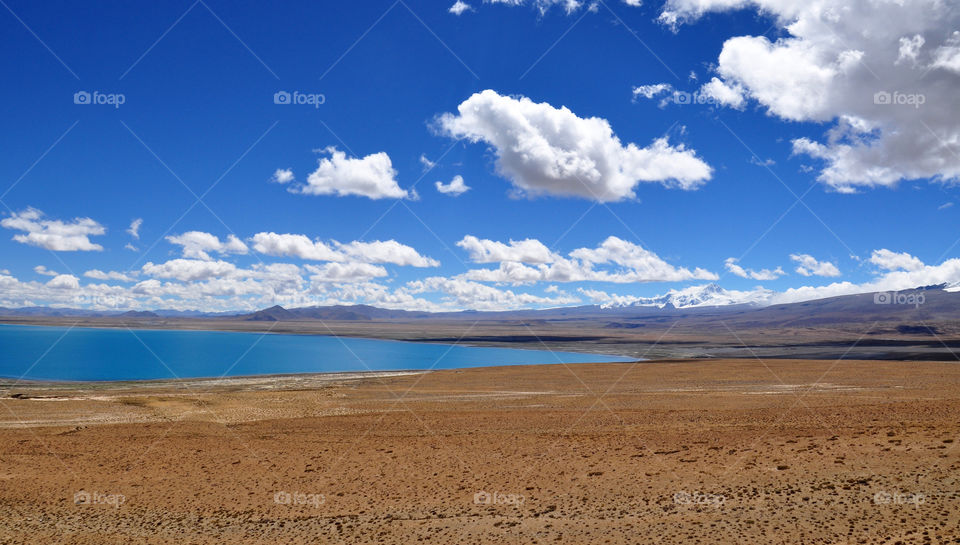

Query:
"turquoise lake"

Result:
[[0, 324, 633, 381]]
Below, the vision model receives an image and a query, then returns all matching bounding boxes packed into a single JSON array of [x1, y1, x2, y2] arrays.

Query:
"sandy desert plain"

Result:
[[0, 355, 958, 544]]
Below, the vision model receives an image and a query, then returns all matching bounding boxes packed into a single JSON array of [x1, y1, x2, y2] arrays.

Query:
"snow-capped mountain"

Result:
[[600, 283, 774, 310]]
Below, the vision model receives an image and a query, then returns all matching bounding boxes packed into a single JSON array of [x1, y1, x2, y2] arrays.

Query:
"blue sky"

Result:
[[1, 0, 959, 311]]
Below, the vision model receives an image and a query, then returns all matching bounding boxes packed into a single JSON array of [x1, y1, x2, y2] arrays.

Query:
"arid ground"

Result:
[[1, 359, 958, 544]]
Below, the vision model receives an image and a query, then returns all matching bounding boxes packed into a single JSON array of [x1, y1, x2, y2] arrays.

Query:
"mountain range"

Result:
[[2, 283, 955, 326]]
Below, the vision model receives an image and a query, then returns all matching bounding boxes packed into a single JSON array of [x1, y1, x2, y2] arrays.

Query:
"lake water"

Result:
[[0, 324, 633, 381]]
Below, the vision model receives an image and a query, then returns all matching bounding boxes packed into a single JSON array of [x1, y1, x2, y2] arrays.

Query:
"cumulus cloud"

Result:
[[84, 269, 137, 282], [33, 265, 58, 277], [459, 235, 717, 284], [570, 236, 717, 281], [724, 257, 785, 280], [142, 259, 238, 282], [306, 262, 388, 283], [46, 274, 80, 290], [1, 208, 105, 251], [251, 232, 341, 261], [127, 218, 143, 239], [419, 154, 436, 171], [166, 231, 249, 261], [699, 77, 745, 108], [437, 90, 712, 201], [632, 83, 673, 100], [337, 240, 440, 267], [285, 147, 411, 200], [790, 253, 841, 277], [449, 1, 471, 15], [471, 0, 643, 14], [869, 249, 925, 272], [405, 276, 580, 311], [772, 253, 960, 304], [661, 0, 960, 191], [271, 168, 294, 184], [457, 235, 557, 264], [435, 175, 470, 196], [4, 240, 960, 313], [251, 232, 438, 267]]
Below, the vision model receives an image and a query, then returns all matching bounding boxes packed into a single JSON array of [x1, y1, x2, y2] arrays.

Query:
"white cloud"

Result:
[[457, 235, 557, 264], [405, 276, 580, 311], [166, 231, 249, 261], [127, 218, 143, 239], [46, 274, 80, 290], [142, 259, 237, 282], [124, 243, 138, 252], [251, 232, 342, 261], [724, 257, 785, 280], [931, 31, 960, 72], [306, 262, 388, 283], [435, 175, 470, 196], [419, 154, 436, 171], [772, 254, 960, 304], [939, 202, 954, 211], [288, 147, 411, 200], [897, 34, 925, 67], [474, 0, 641, 14], [251, 232, 438, 267], [790, 253, 841, 277], [33, 265, 58, 277], [337, 240, 440, 267], [84, 269, 136, 282], [632, 83, 673, 100], [459, 235, 717, 284], [1, 208, 105, 251], [699, 77, 745, 108], [4, 240, 960, 313], [661, 0, 960, 191], [869, 249, 925, 272], [449, 1, 471, 15], [437, 90, 712, 201], [271, 168, 294, 184], [570, 236, 717, 281]]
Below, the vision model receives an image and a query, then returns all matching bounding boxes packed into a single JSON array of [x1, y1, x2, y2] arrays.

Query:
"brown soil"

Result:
[[0, 359, 958, 544]]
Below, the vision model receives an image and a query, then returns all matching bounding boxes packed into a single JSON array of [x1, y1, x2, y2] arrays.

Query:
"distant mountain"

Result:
[[246, 305, 297, 322], [4, 285, 960, 329], [119, 310, 160, 318], [0, 307, 225, 319], [601, 283, 773, 310], [239, 304, 434, 322], [0, 306, 118, 317]]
